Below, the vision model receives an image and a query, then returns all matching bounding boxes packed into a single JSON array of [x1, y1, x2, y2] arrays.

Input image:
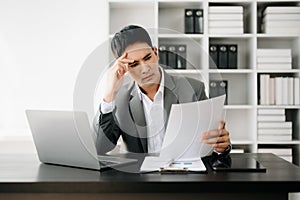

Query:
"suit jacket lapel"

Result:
[[129, 88, 148, 153], [163, 71, 178, 128]]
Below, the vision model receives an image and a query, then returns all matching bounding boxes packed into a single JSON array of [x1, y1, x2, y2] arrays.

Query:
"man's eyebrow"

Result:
[[143, 53, 151, 60]]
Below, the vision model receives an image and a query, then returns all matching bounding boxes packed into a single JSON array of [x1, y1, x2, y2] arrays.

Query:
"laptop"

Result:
[[25, 110, 137, 171]]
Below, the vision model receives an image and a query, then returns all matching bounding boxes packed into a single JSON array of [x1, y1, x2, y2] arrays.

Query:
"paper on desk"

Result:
[[140, 156, 206, 172], [159, 95, 226, 160]]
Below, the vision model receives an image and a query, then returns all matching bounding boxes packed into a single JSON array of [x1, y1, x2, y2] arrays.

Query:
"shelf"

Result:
[[158, 34, 204, 39], [224, 105, 253, 109], [108, 0, 300, 165], [209, 69, 253, 74], [258, 140, 300, 145], [209, 34, 254, 38], [231, 140, 254, 145], [257, 105, 300, 109], [256, 69, 300, 73], [257, 34, 300, 39]]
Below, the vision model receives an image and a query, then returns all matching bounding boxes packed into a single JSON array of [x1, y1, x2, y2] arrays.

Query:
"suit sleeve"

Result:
[[96, 108, 122, 155]]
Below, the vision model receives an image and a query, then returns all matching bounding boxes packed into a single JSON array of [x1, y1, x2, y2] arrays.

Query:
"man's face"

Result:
[[124, 42, 161, 88]]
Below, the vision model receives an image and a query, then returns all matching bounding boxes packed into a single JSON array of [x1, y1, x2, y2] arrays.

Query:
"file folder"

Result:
[[209, 44, 218, 69], [228, 44, 238, 69], [194, 9, 204, 34], [184, 9, 194, 34], [218, 45, 228, 69]]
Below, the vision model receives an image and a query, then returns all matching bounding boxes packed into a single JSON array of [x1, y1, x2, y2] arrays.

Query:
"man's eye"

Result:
[[129, 63, 138, 68], [145, 56, 151, 61]]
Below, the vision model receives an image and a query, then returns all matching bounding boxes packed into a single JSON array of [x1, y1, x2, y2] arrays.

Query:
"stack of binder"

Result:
[[259, 74, 299, 105], [159, 44, 187, 69], [208, 6, 244, 34], [209, 80, 228, 105], [209, 44, 238, 69], [184, 9, 204, 34], [257, 108, 292, 141], [257, 49, 292, 70], [262, 6, 300, 34], [258, 148, 292, 163]]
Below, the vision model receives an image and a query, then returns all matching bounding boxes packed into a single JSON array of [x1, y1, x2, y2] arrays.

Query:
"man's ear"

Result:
[[152, 46, 159, 56]]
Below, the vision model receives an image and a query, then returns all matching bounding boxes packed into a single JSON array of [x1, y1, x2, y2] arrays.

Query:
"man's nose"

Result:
[[140, 62, 150, 73]]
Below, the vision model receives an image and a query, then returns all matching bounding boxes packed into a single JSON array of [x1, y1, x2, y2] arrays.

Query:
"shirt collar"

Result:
[[135, 66, 164, 101]]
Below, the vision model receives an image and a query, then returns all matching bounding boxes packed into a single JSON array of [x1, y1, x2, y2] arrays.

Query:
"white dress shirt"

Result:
[[100, 70, 165, 154]]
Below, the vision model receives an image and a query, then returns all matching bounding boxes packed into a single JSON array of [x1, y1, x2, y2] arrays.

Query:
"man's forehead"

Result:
[[125, 43, 152, 58]]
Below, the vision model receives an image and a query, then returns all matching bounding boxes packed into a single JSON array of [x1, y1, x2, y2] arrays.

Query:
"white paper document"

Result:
[[140, 156, 206, 173], [140, 95, 226, 173]]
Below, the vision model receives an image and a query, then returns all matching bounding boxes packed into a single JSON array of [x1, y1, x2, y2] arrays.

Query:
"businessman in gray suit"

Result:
[[96, 25, 231, 156]]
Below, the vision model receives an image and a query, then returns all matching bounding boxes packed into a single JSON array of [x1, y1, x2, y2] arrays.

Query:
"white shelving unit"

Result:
[[107, 0, 300, 165]]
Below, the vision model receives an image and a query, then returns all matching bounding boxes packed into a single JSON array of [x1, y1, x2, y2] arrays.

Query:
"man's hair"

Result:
[[111, 25, 153, 58]]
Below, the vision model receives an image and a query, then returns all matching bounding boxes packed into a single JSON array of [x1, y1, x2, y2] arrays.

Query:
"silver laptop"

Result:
[[25, 110, 137, 171]]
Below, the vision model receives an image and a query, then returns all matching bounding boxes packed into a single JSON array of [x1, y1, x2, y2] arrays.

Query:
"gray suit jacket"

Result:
[[96, 70, 207, 154]]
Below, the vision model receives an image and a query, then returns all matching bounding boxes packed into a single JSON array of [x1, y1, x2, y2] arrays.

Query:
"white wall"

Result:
[[0, 0, 108, 143]]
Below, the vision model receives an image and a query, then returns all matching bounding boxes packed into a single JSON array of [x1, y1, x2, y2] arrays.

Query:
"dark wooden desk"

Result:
[[0, 153, 300, 200]]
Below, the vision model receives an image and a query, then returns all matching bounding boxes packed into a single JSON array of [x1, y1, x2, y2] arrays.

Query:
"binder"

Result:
[[209, 44, 218, 69], [219, 80, 228, 105], [218, 45, 228, 69], [228, 44, 237, 69], [209, 80, 228, 105], [184, 9, 194, 34], [176, 45, 187, 69], [209, 80, 219, 98], [167, 45, 177, 69], [158, 45, 168, 68], [194, 9, 203, 34]]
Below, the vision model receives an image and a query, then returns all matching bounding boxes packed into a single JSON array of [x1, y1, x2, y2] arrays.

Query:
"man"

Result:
[[96, 25, 231, 156]]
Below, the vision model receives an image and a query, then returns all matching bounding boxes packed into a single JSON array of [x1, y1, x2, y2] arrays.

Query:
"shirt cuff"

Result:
[[100, 100, 116, 114]]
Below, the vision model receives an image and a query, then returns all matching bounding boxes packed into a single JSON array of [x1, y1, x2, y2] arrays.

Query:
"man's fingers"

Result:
[[219, 120, 226, 129]]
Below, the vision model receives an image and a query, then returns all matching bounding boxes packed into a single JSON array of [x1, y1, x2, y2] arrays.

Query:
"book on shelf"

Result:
[[257, 63, 292, 70], [259, 74, 270, 105], [258, 128, 292, 135], [208, 14, 243, 21], [288, 77, 294, 105], [262, 27, 300, 34], [258, 148, 292, 155], [209, 6, 243, 14], [275, 77, 283, 105], [269, 78, 275, 105], [158, 45, 168, 68], [209, 27, 244, 34], [263, 20, 300, 28], [257, 56, 292, 63], [209, 80, 228, 105], [263, 14, 300, 21], [257, 49, 291, 57], [258, 121, 292, 129], [258, 148, 293, 162], [263, 6, 300, 15], [282, 77, 289, 105], [294, 77, 300, 105], [257, 108, 285, 115], [230, 149, 244, 153], [258, 134, 292, 141], [208, 20, 243, 27], [257, 115, 286, 122]]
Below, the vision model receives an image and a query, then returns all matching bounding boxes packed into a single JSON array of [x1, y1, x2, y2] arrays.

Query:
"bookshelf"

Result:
[[107, 0, 300, 165]]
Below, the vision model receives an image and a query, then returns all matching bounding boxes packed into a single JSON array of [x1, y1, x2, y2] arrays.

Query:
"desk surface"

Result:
[[0, 153, 300, 193]]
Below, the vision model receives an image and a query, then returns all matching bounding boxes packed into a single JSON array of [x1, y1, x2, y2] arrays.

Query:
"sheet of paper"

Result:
[[159, 95, 226, 160], [140, 156, 206, 172]]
